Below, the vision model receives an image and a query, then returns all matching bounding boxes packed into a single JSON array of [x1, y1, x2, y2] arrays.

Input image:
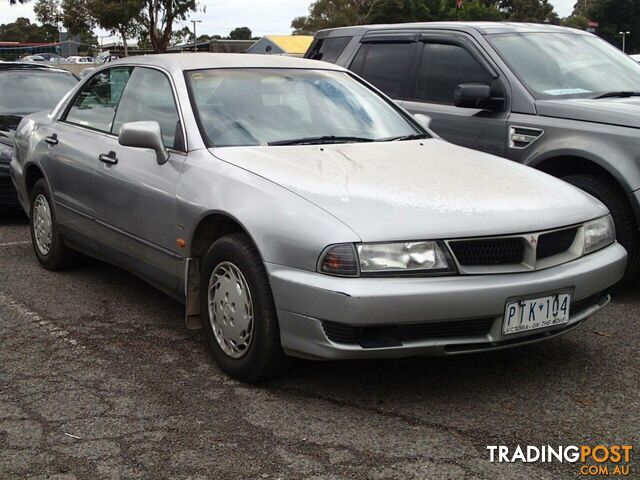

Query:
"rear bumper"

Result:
[[266, 242, 626, 360]]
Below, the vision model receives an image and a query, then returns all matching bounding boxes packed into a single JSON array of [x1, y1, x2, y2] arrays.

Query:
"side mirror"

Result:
[[414, 113, 432, 130], [454, 83, 503, 110], [118, 121, 169, 165]]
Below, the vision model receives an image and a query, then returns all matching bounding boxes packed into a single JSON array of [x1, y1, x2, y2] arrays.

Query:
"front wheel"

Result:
[[29, 179, 79, 270], [199, 233, 289, 382], [563, 174, 639, 282]]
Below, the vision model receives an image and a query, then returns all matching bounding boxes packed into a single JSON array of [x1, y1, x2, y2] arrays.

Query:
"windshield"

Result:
[[186, 68, 424, 147], [0, 70, 77, 115], [488, 32, 640, 99]]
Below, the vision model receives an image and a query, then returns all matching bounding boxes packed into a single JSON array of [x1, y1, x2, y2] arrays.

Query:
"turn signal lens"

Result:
[[318, 244, 358, 276]]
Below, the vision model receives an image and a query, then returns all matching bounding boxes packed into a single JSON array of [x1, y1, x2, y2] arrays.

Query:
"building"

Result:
[[246, 35, 313, 57], [168, 39, 255, 53]]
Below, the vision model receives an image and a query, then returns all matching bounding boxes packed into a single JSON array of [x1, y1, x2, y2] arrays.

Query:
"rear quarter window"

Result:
[[307, 37, 351, 63]]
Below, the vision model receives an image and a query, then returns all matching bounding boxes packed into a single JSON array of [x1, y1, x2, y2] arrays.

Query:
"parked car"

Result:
[[21, 55, 47, 62], [66, 56, 93, 64], [11, 54, 626, 381], [307, 22, 640, 281], [1, 63, 78, 209], [38, 53, 64, 62]]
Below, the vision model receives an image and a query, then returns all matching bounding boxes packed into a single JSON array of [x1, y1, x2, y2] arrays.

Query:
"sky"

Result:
[[0, 0, 578, 40]]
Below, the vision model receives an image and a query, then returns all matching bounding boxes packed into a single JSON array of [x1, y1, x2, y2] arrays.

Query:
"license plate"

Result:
[[503, 293, 571, 335]]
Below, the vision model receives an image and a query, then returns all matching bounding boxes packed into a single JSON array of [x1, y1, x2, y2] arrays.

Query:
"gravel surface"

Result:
[[1, 213, 638, 479]]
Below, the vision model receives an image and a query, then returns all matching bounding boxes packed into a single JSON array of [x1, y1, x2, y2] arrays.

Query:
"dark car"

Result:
[[306, 22, 640, 281], [0, 63, 77, 209]]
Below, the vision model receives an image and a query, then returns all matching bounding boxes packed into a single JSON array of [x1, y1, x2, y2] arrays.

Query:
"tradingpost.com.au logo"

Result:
[[487, 445, 634, 476]]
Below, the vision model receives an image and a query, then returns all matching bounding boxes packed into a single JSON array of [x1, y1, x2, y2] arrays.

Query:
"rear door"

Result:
[[400, 34, 509, 157], [349, 33, 420, 101], [48, 66, 132, 239]]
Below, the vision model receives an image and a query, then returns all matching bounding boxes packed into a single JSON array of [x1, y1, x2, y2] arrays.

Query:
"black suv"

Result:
[[306, 22, 640, 280]]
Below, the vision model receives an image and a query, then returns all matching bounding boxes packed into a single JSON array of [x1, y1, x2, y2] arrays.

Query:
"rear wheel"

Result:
[[29, 179, 79, 270], [563, 174, 639, 282], [199, 233, 289, 382]]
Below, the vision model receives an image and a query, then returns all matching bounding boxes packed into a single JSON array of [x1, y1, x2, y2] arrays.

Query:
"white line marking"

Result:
[[0, 241, 31, 247], [0, 291, 84, 350], [64, 432, 81, 439]]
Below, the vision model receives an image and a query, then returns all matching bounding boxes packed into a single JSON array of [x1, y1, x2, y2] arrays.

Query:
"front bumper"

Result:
[[267, 242, 627, 360], [0, 163, 19, 207]]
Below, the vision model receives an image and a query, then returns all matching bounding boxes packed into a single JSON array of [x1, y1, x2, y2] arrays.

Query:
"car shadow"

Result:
[[0, 209, 28, 225]]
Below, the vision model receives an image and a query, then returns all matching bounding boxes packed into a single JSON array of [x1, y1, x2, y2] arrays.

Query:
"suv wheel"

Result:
[[29, 179, 79, 270], [199, 233, 290, 382], [563, 174, 639, 282]]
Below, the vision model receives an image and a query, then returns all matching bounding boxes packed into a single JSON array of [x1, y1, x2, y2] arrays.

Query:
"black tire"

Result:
[[199, 233, 290, 382], [563, 174, 639, 282], [29, 179, 79, 270]]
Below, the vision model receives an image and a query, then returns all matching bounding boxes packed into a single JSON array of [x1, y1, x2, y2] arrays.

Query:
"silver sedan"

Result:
[[10, 54, 626, 382]]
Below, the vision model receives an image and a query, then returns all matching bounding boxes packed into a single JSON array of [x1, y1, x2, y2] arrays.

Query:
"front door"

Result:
[[399, 38, 509, 158], [91, 66, 186, 293]]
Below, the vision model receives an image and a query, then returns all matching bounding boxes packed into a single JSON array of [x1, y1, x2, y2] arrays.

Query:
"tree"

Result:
[[228, 26, 252, 40], [88, 0, 144, 56], [34, 0, 95, 36], [586, 0, 638, 52], [171, 25, 192, 46], [141, 0, 199, 53], [499, 0, 558, 23], [291, 0, 375, 34], [0, 17, 58, 43]]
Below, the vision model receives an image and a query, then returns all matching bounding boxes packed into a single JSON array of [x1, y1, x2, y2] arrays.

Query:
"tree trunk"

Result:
[[119, 28, 128, 57]]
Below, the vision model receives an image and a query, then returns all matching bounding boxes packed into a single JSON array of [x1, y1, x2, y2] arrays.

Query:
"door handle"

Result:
[[98, 151, 118, 165], [45, 134, 58, 145]]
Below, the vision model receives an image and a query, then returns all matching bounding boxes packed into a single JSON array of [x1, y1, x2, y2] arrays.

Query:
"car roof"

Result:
[[314, 21, 590, 38], [109, 53, 348, 72]]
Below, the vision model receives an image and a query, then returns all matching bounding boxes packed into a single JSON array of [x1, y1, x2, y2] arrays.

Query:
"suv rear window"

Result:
[[351, 42, 415, 98], [307, 37, 350, 63]]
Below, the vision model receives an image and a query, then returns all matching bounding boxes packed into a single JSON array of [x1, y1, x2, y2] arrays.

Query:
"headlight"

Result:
[[0, 142, 13, 164], [318, 241, 456, 276], [583, 214, 615, 255]]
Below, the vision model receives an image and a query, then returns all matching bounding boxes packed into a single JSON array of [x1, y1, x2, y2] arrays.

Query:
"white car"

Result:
[[66, 56, 93, 64], [21, 55, 47, 62]]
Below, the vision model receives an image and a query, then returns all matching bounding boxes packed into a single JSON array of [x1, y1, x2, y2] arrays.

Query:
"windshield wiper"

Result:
[[378, 133, 429, 142], [268, 135, 375, 146], [593, 91, 640, 99]]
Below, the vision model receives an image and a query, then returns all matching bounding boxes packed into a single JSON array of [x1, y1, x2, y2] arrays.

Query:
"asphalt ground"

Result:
[[1, 211, 639, 479]]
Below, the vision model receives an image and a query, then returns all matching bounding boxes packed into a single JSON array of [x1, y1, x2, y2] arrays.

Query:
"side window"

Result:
[[65, 67, 132, 132], [307, 37, 350, 63], [112, 67, 183, 150], [415, 43, 497, 104], [351, 42, 415, 98]]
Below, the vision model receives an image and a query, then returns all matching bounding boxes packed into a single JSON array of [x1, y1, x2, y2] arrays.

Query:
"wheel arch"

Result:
[[184, 211, 264, 328], [24, 163, 46, 201], [531, 155, 631, 200]]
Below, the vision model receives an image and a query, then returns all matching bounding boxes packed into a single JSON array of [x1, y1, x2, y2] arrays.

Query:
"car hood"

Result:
[[537, 97, 640, 128], [210, 139, 607, 242]]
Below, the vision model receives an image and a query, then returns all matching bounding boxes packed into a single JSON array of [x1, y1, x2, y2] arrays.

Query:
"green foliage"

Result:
[[0, 17, 58, 42], [292, 0, 510, 33], [561, 13, 588, 30], [499, 0, 558, 22], [228, 26, 252, 40], [582, 0, 639, 52]]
